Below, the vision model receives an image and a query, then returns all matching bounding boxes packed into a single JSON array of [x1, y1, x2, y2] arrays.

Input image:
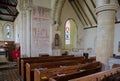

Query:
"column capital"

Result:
[[96, 4, 119, 14]]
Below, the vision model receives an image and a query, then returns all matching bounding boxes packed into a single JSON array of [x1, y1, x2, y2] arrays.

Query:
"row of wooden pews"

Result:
[[18, 55, 99, 81], [18, 55, 83, 81], [35, 61, 102, 81], [26, 60, 83, 81], [21, 56, 85, 81], [69, 67, 120, 81], [17, 55, 74, 75]]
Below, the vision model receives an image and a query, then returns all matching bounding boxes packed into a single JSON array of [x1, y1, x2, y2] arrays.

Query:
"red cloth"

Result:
[[13, 50, 20, 60]]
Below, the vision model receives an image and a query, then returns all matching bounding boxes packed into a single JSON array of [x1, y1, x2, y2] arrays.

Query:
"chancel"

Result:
[[1, 0, 120, 81]]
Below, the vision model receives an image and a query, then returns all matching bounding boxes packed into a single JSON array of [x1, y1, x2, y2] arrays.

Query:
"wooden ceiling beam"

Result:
[[0, 12, 17, 16], [69, 0, 84, 26], [13, 12, 19, 21], [7, 7, 14, 15], [84, 0, 97, 24], [84, 26, 97, 30], [91, 0, 96, 8], [14, 0, 18, 5], [0, 2, 17, 7], [76, 0, 92, 26], [73, 0, 88, 26], [0, 17, 13, 22]]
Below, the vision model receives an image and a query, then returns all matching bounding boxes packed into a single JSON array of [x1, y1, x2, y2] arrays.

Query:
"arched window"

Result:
[[0, 24, 2, 40], [65, 20, 70, 44], [5, 25, 11, 39], [65, 19, 77, 49]]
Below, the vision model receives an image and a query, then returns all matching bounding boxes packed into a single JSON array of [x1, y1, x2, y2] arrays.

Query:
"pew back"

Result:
[[17, 55, 74, 75], [21, 56, 84, 81], [26, 60, 84, 81], [34, 61, 101, 81], [49, 65, 101, 81], [69, 67, 120, 81]]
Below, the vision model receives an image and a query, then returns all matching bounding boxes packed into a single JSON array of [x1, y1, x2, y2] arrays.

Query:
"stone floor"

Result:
[[0, 55, 22, 81]]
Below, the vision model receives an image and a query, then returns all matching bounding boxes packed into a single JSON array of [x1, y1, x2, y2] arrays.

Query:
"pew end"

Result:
[[26, 63, 31, 81], [69, 67, 120, 81], [34, 69, 41, 81]]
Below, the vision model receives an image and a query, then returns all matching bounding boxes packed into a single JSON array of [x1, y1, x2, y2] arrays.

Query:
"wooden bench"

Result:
[[85, 56, 96, 63], [34, 61, 102, 81], [69, 67, 120, 81], [21, 56, 84, 81], [26, 59, 86, 81], [112, 64, 120, 68], [17, 55, 74, 75], [49, 65, 101, 81], [17, 57, 42, 75]]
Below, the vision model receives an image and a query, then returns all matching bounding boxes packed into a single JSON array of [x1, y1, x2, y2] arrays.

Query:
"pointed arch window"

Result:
[[65, 19, 77, 49], [65, 20, 70, 44]]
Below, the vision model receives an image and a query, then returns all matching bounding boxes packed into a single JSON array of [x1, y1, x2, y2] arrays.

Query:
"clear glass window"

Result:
[[6, 25, 11, 39]]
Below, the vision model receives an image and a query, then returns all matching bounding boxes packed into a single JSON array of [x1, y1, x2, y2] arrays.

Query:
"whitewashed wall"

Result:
[[113, 6, 120, 55], [83, 28, 97, 56], [33, 0, 51, 8], [14, 14, 21, 43], [114, 23, 120, 55], [83, 23, 120, 56]]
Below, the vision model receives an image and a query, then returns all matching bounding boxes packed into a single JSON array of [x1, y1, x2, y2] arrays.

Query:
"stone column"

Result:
[[21, 10, 27, 57], [96, 1, 118, 70], [26, 8, 32, 57]]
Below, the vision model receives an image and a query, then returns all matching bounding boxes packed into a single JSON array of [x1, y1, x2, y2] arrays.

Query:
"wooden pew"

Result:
[[49, 66, 101, 81], [21, 56, 84, 81], [17, 57, 41, 75], [26, 60, 85, 81], [69, 67, 120, 81], [86, 56, 96, 63], [112, 64, 120, 68], [34, 61, 102, 81], [17, 55, 74, 75]]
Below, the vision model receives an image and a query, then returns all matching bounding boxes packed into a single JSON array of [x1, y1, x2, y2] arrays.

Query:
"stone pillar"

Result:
[[26, 8, 32, 57], [96, 1, 118, 70], [20, 10, 27, 57]]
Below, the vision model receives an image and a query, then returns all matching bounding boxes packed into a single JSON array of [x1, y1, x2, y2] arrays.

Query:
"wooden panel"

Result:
[[5, 41, 15, 61]]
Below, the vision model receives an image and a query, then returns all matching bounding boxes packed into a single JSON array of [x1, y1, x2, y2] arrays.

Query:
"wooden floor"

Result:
[[0, 55, 22, 81]]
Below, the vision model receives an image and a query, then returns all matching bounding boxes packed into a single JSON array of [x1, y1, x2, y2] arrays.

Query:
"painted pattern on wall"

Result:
[[31, 7, 51, 56]]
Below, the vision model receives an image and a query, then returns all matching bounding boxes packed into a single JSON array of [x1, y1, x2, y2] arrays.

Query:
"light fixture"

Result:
[[4, 42, 8, 45]]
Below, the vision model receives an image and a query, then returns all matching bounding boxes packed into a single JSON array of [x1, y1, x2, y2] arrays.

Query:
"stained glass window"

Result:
[[65, 20, 70, 44]]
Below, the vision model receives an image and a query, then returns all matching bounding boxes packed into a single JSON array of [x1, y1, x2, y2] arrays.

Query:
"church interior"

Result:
[[0, 0, 120, 81]]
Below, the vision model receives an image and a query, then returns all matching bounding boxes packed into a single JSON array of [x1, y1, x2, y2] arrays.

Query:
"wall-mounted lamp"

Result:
[[4, 42, 8, 45]]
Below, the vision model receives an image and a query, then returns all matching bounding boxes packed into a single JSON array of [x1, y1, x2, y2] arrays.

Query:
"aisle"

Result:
[[0, 61, 22, 81]]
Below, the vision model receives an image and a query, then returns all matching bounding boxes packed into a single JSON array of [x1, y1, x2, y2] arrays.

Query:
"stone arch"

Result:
[[52, 0, 66, 25]]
